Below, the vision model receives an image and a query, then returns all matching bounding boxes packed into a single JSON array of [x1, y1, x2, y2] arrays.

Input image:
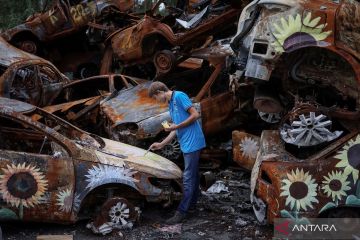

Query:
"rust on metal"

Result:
[[0, 97, 182, 234]]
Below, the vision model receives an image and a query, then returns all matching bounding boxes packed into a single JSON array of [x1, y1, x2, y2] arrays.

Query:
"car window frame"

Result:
[[0, 111, 74, 158]]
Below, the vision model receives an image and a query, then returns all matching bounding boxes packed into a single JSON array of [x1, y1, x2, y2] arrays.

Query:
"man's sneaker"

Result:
[[166, 211, 186, 224]]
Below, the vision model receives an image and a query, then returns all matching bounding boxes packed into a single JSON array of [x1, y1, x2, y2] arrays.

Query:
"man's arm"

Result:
[[165, 106, 200, 131], [149, 131, 176, 150]]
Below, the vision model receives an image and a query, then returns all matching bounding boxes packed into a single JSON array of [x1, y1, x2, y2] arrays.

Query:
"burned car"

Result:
[[0, 97, 182, 235], [230, 0, 360, 142], [103, 0, 244, 76], [2, 0, 135, 54], [100, 54, 237, 160], [230, 0, 360, 226], [41, 73, 146, 133], [248, 130, 360, 226], [2, 0, 137, 79], [0, 36, 69, 107]]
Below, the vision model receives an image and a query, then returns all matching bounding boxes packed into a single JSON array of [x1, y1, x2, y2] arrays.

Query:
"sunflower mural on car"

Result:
[[279, 168, 318, 221], [322, 170, 351, 203], [85, 164, 138, 190], [239, 137, 259, 159], [334, 134, 360, 184], [319, 169, 358, 213], [319, 135, 360, 213], [0, 163, 48, 219], [56, 188, 81, 213], [271, 12, 332, 53]]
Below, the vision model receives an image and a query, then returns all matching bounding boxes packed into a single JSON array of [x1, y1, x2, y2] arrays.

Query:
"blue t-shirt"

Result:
[[168, 91, 206, 153]]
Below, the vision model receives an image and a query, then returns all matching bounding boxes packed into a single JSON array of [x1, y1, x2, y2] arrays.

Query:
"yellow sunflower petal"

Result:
[[303, 12, 312, 26], [336, 158, 349, 168]]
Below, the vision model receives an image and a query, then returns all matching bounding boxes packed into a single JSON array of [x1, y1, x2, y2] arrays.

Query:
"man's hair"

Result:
[[148, 81, 169, 98]]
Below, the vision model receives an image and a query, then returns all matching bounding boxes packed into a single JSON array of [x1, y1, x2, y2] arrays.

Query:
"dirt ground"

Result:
[[1, 170, 273, 240]]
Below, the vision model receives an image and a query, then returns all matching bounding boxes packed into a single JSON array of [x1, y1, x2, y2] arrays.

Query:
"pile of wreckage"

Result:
[[0, 0, 359, 236]]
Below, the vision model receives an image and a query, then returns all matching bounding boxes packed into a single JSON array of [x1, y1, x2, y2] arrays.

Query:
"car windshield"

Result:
[[28, 107, 105, 148]]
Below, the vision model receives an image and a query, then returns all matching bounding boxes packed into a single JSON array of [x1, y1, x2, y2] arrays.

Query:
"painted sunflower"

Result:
[[334, 134, 360, 184], [271, 12, 332, 53], [0, 163, 48, 208], [280, 168, 318, 211], [85, 164, 137, 190], [56, 189, 72, 212], [322, 170, 351, 202], [239, 137, 259, 159]]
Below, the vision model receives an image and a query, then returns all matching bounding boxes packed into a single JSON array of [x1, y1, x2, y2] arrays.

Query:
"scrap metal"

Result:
[[103, 0, 243, 75], [0, 36, 69, 107], [0, 97, 182, 235], [229, 0, 360, 225]]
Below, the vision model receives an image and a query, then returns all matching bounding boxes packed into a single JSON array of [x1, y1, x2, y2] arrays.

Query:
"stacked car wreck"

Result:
[[0, 0, 359, 236], [231, 0, 360, 226]]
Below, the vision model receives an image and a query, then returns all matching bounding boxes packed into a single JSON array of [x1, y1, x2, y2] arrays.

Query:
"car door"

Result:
[[0, 115, 75, 223], [40, 2, 70, 37]]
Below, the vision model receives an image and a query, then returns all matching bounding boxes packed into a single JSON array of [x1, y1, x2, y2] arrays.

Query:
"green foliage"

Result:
[[0, 0, 44, 31], [0, 0, 179, 31]]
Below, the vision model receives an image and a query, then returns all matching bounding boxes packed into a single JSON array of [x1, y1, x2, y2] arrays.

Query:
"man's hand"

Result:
[[149, 142, 163, 150], [164, 123, 178, 132]]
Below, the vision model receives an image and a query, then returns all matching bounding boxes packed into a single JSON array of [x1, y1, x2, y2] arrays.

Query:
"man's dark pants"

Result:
[[177, 149, 201, 214]]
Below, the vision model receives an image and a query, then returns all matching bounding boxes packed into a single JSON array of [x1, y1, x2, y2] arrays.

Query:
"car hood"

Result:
[[101, 81, 168, 127], [93, 137, 182, 179]]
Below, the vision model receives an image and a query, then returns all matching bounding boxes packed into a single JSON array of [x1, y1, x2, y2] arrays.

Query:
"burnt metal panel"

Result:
[[101, 81, 168, 128]]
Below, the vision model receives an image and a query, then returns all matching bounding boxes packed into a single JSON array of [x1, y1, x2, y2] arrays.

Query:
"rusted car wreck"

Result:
[[100, 50, 238, 161], [102, 0, 244, 76], [0, 36, 69, 106], [2, 0, 135, 54], [0, 97, 182, 235], [1, 0, 360, 236], [231, 0, 360, 227]]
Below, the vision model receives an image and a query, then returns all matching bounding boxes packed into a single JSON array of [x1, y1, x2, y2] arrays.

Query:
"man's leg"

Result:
[[189, 151, 201, 210], [166, 150, 200, 224], [177, 150, 200, 213]]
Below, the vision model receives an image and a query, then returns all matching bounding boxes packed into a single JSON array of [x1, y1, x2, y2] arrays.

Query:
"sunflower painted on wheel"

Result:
[[334, 135, 360, 184], [271, 12, 332, 53], [280, 168, 318, 211], [0, 163, 48, 209]]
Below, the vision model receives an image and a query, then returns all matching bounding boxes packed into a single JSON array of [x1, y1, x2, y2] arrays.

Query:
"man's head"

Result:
[[148, 81, 170, 103]]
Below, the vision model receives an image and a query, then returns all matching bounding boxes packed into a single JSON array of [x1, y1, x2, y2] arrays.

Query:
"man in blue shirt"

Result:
[[149, 81, 206, 224]]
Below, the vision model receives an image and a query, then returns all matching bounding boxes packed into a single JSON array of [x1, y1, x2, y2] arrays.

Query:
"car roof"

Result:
[[0, 36, 43, 67], [0, 97, 36, 113]]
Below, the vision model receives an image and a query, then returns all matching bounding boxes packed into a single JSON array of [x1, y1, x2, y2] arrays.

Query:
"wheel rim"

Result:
[[158, 138, 181, 160], [109, 201, 130, 226], [280, 112, 342, 147], [154, 51, 175, 73], [258, 110, 281, 123], [19, 40, 37, 54]]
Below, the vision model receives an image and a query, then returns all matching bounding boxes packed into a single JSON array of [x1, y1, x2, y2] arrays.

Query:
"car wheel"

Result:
[[14, 39, 40, 55], [279, 111, 342, 147], [89, 197, 139, 235], [153, 50, 176, 75], [156, 137, 182, 160]]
